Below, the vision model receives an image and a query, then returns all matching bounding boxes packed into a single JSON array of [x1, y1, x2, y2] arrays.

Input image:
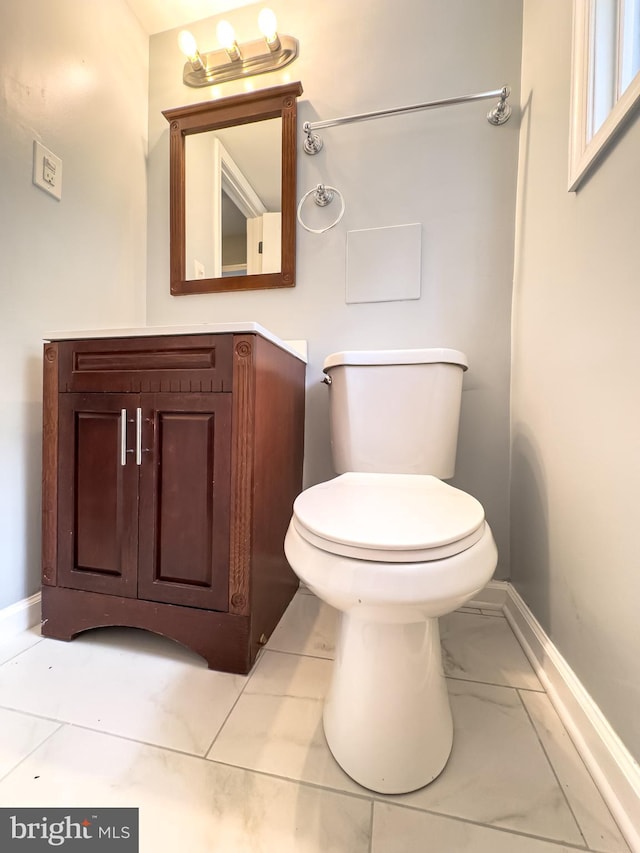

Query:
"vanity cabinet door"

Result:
[[137, 393, 232, 611], [57, 394, 139, 598]]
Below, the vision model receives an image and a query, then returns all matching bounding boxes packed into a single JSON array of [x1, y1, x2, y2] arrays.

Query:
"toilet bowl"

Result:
[[284, 348, 497, 794], [284, 472, 498, 794]]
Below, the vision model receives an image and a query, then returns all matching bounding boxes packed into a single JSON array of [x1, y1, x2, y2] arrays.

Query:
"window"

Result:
[[569, 0, 640, 190]]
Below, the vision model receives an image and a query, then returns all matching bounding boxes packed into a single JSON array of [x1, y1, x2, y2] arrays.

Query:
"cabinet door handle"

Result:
[[120, 408, 127, 466], [136, 407, 142, 466]]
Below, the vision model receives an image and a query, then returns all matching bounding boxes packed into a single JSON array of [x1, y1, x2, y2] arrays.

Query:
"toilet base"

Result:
[[322, 610, 453, 794]]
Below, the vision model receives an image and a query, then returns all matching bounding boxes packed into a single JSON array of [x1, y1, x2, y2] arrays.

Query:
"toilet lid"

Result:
[[292, 473, 486, 563]]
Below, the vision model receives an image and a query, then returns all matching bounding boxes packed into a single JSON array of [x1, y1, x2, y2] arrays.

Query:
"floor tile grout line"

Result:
[[516, 685, 626, 852], [202, 647, 321, 757], [0, 649, 332, 761], [456, 608, 505, 617], [204, 752, 595, 851], [0, 712, 219, 762], [265, 647, 546, 695], [0, 714, 598, 853], [0, 717, 377, 812], [511, 693, 630, 853], [515, 687, 589, 849], [205, 754, 377, 804], [262, 646, 335, 662], [268, 639, 545, 692], [370, 799, 594, 852], [1, 719, 380, 845], [443, 674, 546, 692], [0, 703, 76, 727], [65, 721, 240, 762], [206, 754, 596, 851], [69, 725, 383, 808], [252, 647, 548, 694], [201, 672, 256, 758], [0, 706, 273, 765], [0, 637, 45, 669], [0, 719, 64, 786]]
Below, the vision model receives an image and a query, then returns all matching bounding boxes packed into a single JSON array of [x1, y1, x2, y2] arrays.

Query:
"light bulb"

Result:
[[178, 30, 198, 60], [258, 8, 278, 42], [216, 20, 236, 50]]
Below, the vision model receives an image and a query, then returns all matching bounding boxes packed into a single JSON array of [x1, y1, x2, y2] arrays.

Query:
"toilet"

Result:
[[284, 348, 498, 794]]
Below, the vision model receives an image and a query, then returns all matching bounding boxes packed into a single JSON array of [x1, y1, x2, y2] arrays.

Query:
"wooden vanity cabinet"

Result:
[[41, 332, 306, 674]]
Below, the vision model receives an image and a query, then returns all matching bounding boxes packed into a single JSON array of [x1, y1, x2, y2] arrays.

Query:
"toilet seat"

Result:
[[292, 473, 486, 563]]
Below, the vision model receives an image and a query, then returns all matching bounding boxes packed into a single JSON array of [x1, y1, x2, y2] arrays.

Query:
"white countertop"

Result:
[[44, 322, 307, 362]]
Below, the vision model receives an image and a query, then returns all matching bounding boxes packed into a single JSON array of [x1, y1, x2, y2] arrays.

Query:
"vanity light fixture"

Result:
[[178, 9, 298, 88]]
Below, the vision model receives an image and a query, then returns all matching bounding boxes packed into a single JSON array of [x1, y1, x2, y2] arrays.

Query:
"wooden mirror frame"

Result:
[[163, 81, 303, 296]]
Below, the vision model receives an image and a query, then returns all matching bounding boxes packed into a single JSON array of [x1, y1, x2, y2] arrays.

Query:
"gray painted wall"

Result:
[[147, 0, 523, 580], [0, 0, 148, 610], [512, 0, 640, 761]]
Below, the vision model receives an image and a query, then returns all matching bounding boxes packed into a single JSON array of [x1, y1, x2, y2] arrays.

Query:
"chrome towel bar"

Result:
[[303, 85, 512, 154]]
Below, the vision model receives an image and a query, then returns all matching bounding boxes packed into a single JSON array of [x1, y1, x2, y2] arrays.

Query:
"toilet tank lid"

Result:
[[323, 347, 468, 372]]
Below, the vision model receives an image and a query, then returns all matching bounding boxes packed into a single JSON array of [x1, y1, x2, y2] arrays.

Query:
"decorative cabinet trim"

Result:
[[229, 337, 255, 616], [42, 344, 59, 586], [56, 334, 234, 393]]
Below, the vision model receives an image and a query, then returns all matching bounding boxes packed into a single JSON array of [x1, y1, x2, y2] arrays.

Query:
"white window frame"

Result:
[[569, 0, 640, 191]]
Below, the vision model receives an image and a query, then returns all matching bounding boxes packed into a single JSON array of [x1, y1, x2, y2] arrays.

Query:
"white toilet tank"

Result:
[[324, 348, 468, 479]]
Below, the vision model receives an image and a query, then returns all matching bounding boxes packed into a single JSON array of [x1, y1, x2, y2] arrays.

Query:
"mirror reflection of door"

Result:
[[184, 117, 282, 281], [221, 191, 248, 276]]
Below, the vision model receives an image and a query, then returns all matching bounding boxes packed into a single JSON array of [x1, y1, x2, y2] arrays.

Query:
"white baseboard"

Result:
[[503, 584, 640, 852], [0, 593, 41, 643]]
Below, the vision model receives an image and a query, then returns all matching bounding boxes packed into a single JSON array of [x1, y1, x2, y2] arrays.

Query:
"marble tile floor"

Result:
[[0, 590, 630, 853]]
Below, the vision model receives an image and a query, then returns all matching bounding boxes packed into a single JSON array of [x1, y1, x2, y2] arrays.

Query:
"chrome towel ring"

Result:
[[297, 184, 345, 234]]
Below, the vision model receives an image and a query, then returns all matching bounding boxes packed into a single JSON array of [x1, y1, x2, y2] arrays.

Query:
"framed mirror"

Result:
[[163, 82, 303, 295]]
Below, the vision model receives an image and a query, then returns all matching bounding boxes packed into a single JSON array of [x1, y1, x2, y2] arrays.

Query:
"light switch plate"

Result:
[[33, 141, 62, 200]]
